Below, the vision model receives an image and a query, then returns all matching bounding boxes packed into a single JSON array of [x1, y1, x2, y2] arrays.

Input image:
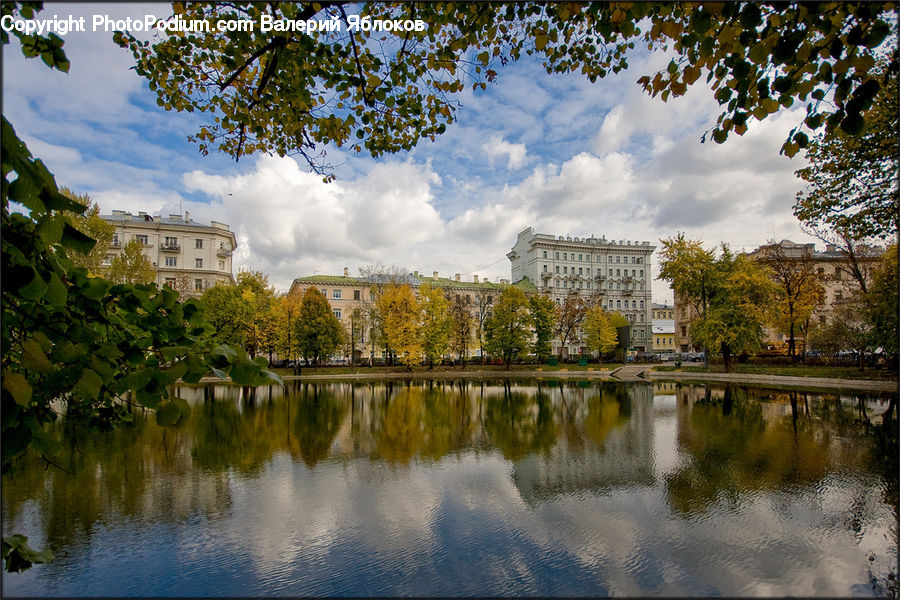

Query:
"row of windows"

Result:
[[542, 265, 645, 278], [654, 336, 674, 345], [320, 288, 495, 305], [162, 257, 227, 270], [113, 233, 230, 252], [164, 277, 208, 291], [541, 250, 644, 264]]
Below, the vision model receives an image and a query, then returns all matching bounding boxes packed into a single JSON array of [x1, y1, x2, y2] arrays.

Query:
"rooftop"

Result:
[[102, 210, 232, 232]]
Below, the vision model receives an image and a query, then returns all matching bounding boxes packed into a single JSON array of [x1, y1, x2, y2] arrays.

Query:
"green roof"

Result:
[[291, 274, 538, 292]]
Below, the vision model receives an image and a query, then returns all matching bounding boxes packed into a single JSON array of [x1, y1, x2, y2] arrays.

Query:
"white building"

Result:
[[101, 210, 236, 295], [507, 227, 655, 353]]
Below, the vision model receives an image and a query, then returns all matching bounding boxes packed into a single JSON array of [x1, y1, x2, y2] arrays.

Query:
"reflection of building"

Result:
[[102, 210, 236, 294], [507, 227, 656, 354], [511, 385, 655, 503]]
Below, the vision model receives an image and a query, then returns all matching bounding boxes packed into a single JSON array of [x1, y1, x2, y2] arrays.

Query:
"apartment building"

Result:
[[749, 239, 885, 348], [289, 268, 536, 360], [507, 227, 655, 353], [672, 239, 885, 352], [102, 210, 236, 295], [651, 303, 675, 354]]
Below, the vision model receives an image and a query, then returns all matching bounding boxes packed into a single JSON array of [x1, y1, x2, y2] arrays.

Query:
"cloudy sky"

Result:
[[3, 3, 821, 301]]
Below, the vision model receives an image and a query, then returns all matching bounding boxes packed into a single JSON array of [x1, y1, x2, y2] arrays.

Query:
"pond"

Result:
[[2, 380, 897, 597]]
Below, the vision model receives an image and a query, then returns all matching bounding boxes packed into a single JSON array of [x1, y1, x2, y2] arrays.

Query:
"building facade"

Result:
[[289, 268, 536, 360], [651, 303, 675, 354], [102, 210, 236, 295], [507, 227, 655, 353], [672, 239, 885, 353]]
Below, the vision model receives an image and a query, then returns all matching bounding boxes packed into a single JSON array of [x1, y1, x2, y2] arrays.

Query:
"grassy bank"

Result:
[[652, 364, 898, 381]]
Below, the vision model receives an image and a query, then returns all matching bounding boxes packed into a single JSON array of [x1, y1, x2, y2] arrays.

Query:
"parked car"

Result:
[[633, 352, 658, 363]]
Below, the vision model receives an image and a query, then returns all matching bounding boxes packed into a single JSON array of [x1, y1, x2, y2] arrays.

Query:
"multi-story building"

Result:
[[651, 303, 675, 354], [101, 210, 236, 295], [671, 239, 885, 352], [289, 268, 536, 360], [507, 227, 655, 354], [749, 239, 884, 348]]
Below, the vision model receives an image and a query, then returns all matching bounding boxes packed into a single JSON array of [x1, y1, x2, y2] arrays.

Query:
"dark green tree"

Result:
[[295, 287, 343, 365]]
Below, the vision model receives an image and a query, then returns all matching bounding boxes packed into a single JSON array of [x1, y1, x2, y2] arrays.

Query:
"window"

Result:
[[164, 236, 178, 247], [817, 267, 825, 274], [637, 257, 642, 263], [354, 290, 361, 300], [587, 268, 591, 275], [112, 233, 120, 246], [195, 239, 203, 249], [608, 269, 613, 276], [333, 289, 342, 299], [640, 269, 644, 277], [556, 281, 561, 288], [563, 252, 567, 260], [681, 326, 687, 336], [164, 278, 176, 287], [165, 256, 177, 267], [135, 234, 148, 245], [543, 251, 547, 258], [578, 267, 583, 275], [333, 309, 342, 319], [586, 282, 591, 289], [608, 282, 613, 290], [194, 279, 203, 291], [578, 253, 582, 261], [563, 281, 568, 288], [616, 300, 621, 308], [218, 260, 225, 270], [616, 269, 620, 276], [320, 289, 327, 296], [640, 300, 644, 308], [632, 300, 637, 308], [616, 283, 621, 290], [616, 256, 620, 263], [556, 266, 560, 274], [563, 266, 568, 274], [543, 264, 548, 272], [835, 291, 843, 301], [195, 258, 203, 268], [555, 252, 559, 259]]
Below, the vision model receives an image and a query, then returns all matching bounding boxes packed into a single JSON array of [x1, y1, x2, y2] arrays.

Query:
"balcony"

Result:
[[594, 274, 606, 282], [541, 271, 552, 280], [217, 247, 232, 257], [623, 288, 633, 295], [161, 243, 181, 252], [109, 240, 121, 248]]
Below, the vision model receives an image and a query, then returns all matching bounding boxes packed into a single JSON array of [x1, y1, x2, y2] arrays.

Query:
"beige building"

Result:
[[289, 268, 537, 360], [102, 210, 236, 295], [672, 239, 885, 353], [507, 227, 655, 353]]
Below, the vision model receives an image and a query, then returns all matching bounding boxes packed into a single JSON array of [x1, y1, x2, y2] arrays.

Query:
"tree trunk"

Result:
[[722, 344, 733, 372]]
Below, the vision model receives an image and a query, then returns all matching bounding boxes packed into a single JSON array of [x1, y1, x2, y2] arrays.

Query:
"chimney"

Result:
[[185, 211, 190, 222], [473, 275, 479, 283], [433, 271, 438, 280], [455, 273, 460, 282], [343, 267, 349, 277]]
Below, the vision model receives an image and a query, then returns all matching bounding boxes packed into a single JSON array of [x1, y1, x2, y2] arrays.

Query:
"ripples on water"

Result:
[[2, 380, 897, 597]]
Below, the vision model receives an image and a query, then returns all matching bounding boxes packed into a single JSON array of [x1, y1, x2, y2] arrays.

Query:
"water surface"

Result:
[[2, 380, 897, 597]]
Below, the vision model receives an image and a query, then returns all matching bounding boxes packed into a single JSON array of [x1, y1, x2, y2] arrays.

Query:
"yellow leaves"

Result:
[[610, 8, 627, 25], [659, 20, 682, 38], [534, 30, 549, 51]]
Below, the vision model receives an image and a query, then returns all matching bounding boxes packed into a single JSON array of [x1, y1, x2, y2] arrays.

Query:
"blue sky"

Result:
[[3, 3, 822, 300]]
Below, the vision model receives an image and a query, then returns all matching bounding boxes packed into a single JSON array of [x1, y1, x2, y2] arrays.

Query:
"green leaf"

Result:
[[18, 269, 47, 300], [2, 535, 54, 573], [44, 272, 67, 306], [1, 371, 32, 407], [72, 369, 104, 402], [21, 339, 53, 373], [60, 223, 96, 254]]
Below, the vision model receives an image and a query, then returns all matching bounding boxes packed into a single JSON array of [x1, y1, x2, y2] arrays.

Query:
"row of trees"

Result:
[[191, 273, 630, 370], [659, 234, 897, 371]]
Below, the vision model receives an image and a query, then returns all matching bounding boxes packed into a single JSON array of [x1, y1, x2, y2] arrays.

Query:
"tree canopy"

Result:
[[112, 1, 897, 176], [107, 238, 156, 285], [295, 287, 343, 365]]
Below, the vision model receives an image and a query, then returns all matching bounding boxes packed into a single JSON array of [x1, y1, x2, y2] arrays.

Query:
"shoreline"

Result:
[[197, 368, 899, 393]]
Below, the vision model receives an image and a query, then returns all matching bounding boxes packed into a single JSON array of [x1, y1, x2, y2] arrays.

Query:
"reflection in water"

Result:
[[2, 380, 897, 597]]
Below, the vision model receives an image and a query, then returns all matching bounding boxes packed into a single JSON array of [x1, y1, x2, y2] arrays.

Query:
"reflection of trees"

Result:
[[583, 383, 631, 449], [420, 384, 477, 461], [666, 385, 829, 514], [375, 386, 425, 464], [293, 386, 347, 467], [483, 390, 557, 461]]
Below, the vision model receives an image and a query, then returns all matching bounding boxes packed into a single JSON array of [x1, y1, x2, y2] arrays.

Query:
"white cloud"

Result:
[[483, 136, 528, 170]]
